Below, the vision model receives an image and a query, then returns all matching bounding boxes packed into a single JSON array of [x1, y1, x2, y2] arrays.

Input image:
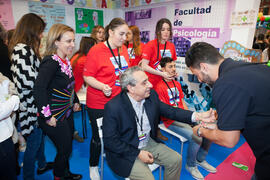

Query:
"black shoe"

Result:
[[64, 171, 82, 180], [37, 162, 54, 175]]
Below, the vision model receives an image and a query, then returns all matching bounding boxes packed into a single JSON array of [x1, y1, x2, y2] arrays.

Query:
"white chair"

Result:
[[96, 117, 104, 180], [96, 117, 161, 180], [158, 123, 187, 155]]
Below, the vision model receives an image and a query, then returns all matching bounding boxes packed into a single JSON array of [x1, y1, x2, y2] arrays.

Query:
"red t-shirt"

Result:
[[142, 39, 177, 87], [83, 42, 129, 109], [127, 42, 144, 67], [70, 54, 86, 92], [155, 79, 185, 128]]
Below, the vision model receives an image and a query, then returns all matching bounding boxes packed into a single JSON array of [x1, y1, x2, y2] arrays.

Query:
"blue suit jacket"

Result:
[[103, 89, 193, 178]]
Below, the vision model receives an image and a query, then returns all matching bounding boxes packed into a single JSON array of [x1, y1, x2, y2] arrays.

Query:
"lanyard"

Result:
[[129, 47, 134, 60], [135, 106, 145, 131], [157, 40, 167, 61], [107, 40, 122, 69], [162, 79, 178, 106]]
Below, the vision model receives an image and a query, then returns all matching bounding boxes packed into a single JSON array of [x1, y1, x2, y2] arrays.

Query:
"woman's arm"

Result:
[[0, 95, 19, 121], [83, 76, 112, 97], [140, 59, 173, 79]]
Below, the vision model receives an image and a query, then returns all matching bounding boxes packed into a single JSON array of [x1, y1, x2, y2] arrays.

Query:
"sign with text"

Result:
[[173, 0, 236, 57]]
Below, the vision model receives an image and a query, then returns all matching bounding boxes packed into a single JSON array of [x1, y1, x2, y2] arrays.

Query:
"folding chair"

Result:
[[96, 117, 104, 180], [158, 123, 187, 155], [96, 117, 161, 180]]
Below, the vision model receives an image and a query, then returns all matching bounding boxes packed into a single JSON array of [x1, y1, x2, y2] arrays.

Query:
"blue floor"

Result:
[[17, 111, 246, 180]]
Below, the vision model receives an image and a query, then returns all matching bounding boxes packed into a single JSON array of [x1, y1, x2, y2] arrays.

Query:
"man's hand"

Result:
[[193, 125, 200, 137], [201, 121, 218, 130], [161, 72, 174, 80], [138, 150, 154, 164], [195, 108, 217, 123]]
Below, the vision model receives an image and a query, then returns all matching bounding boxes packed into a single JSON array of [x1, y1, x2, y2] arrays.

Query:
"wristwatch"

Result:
[[197, 126, 202, 137]]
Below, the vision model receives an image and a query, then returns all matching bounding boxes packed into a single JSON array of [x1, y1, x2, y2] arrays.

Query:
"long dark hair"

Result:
[[91, 25, 104, 42], [155, 18, 172, 42], [9, 13, 45, 59], [104, 18, 127, 41], [71, 37, 96, 69]]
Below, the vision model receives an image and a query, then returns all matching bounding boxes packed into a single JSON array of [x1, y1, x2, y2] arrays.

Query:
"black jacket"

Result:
[[103, 89, 193, 177]]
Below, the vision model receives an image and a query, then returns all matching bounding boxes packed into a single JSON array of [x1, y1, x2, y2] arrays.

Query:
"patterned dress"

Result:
[[34, 54, 79, 124], [11, 43, 39, 137]]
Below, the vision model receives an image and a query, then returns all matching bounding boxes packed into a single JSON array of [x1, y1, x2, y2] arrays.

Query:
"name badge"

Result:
[[138, 133, 146, 141], [115, 79, 120, 86]]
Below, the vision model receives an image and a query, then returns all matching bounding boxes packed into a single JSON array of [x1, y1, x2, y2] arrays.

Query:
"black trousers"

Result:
[[39, 113, 74, 177], [0, 137, 17, 180], [87, 108, 104, 166]]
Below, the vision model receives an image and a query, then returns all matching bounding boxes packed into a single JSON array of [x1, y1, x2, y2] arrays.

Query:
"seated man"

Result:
[[154, 57, 216, 180], [103, 66, 215, 180]]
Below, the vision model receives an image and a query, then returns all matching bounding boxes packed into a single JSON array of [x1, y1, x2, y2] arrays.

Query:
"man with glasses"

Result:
[[102, 66, 216, 180]]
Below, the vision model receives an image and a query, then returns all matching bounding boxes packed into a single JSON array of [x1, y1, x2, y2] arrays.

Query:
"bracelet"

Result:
[[197, 126, 202, 137]]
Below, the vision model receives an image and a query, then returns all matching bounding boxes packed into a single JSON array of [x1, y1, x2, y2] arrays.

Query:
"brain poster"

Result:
[[75, 8, 103, 34]]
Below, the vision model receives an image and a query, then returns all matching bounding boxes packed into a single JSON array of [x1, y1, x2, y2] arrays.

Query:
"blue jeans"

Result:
[[23, 126, 46, 180], [167, 121, 211, 167]]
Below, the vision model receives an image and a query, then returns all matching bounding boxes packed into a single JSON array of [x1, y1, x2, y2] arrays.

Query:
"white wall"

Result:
[[230, 0, 261, 48], [124, 0, 261, 49], [9, 0, 260, 49], [10, 0, 124, 51]]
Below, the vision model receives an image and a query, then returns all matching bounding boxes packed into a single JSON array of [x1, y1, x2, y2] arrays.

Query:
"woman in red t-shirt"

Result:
[[141, 18, 178, 141], [70, 37, 96, 93], [83, 18, 129, 180], [141, 18, 177, 88], [125, 25, 144, 67]]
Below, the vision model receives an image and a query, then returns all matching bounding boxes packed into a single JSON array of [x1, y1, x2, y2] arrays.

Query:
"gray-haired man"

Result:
[[103, 66, 215, 180]]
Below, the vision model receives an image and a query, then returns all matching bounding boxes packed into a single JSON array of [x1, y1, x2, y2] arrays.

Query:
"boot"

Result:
[[157, 128, 168, 141], [64, 171, 82, 180], [37, 162, 54, 174]]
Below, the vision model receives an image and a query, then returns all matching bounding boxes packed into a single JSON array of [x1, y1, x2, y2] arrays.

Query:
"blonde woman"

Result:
[[90, 25, 105, 43], [34, 24, 82, 180]]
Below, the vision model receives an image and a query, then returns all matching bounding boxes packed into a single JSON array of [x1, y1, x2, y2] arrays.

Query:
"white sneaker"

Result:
[[89, 166, 100, 180], [196, 160, 217, 173], [185, 164, 204, 180]]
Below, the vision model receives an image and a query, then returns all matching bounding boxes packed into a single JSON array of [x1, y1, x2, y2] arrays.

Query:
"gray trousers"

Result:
[[128, 138, 182, 180]]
